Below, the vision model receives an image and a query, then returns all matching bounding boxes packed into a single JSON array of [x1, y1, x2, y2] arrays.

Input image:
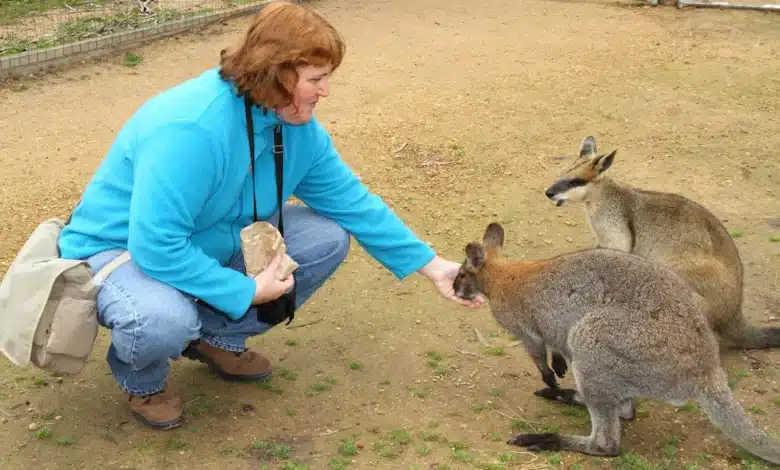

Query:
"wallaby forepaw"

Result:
[[551, 353, 568, 378], [507, 432, 562, 451], [533, 387, 580, 406]]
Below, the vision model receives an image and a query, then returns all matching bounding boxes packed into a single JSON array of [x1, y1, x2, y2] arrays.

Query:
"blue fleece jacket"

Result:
[[58, 68, 436, 320]]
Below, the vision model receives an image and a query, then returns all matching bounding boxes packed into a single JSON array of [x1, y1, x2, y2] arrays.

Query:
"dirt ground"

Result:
[[1, 0, 779, 469]]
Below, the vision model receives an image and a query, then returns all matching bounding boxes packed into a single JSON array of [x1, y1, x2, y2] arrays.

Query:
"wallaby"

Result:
[[543, 135, 780, 352], [452, 222, 780, 463]]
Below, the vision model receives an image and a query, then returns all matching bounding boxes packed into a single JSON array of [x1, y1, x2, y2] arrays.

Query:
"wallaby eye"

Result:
[[568, 178, 588, 187]]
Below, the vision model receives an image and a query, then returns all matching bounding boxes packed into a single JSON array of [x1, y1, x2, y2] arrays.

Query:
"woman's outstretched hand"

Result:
[[418, 256, 484, 308]]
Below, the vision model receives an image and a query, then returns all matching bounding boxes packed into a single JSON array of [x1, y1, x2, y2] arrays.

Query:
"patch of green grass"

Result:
[[372, 429, 413, 459], [450, 440, 468, 451], [475, 462, 505, 470], [252, 440, 292, 460], [736, 448, 772, 470], [186, 400, 211, 418], [305, 382, 331, 396], [326, 376, 337, 385], [773, 396, 780, 406], [339, 437, 359, 457], [425, 351, 442, 361], [285, 339, 297, 346], [560, 404, 588, 418], [729, 231, 744, 238], [662, 435, 680, 462], [612, 451, 661, 469], [735, 369, 751, 378], [451, 448, 472, 462], [1, 9, 192, 57], [328, 458, 348, 470], [279, 462, 308, 470], [748, 405, 765, 414], [32, 376, 47, 387], [286, 408, 297, 417], [256, 377, 283, 394], [547, 453, 562, 467], [56, 436, 74, 446], [677, 402, 697, 412], [35, 428, 52, 439], [348, 361, 362, 370], [166, 438, 187, 451], [484, 347, 504, 356], [0, 0, 105, 25], [390, 429, 412, 445], [488, 388, 505, 397], [490, 431, 502, 441], [418, 445, 432, 456], [279, 368, 297, 381], [472, 402, 497, 412], [123, 52, 142, 67], [419, 431, 440, 442], [406, 386, 429, 398], [372, 439, 400, 459], [769, 235, 780, 242]]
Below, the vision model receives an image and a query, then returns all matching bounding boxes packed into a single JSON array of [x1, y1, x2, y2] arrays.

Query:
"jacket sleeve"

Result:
[[127, 122, 257, 320], [293, 120, 436, 279]]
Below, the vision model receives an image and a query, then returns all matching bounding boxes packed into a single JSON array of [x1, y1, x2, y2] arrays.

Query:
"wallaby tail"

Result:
[[695, 368, 780, 465], [722, 314, 780, 349]]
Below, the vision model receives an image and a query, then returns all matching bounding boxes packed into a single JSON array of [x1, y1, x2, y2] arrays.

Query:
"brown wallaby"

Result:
[[543, 135, 780, 352], [452, 222, 780, 463]]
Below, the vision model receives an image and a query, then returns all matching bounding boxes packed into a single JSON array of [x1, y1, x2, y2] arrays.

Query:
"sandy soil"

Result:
[[1, 0, 779, 469]]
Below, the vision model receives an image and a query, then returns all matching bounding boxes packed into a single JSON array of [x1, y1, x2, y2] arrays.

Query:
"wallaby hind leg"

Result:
[[508, 403, 622, 456], [533, 387, 635, 421]]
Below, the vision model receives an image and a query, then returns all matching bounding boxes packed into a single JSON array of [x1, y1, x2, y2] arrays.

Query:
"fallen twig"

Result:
[[507, 340, 522, 348], [419, 160, 452, 167], [185, 396, 201, 407], [316, 425, 351, 436], [474, 328, 490, 347], [393, 141, 408, 154], [742, 350, 772, 367], [286, 317, 324, 329], [456, 348, 477, 357]]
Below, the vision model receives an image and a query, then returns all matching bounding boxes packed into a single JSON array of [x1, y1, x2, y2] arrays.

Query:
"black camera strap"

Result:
[[243, 95, 296, 325], [244, 95, 285, 234]]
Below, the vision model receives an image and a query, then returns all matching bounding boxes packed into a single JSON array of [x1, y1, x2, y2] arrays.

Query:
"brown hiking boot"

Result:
[[182, 340, 272, 382], [128, 388, 183, 430]]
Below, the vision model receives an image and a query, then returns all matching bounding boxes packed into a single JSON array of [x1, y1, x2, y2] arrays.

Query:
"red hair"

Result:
[[219, 1, 346, 109]]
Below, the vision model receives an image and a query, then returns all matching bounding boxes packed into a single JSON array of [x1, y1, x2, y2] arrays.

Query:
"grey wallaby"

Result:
[[452, 222, 780, 463], [544, 135, 780, 353]]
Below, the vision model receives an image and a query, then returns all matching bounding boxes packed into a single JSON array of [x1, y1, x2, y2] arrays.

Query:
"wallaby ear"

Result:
[[465, 242, 486, 271], [592, 149, 617, 174], [579, 136, 597, 159], [483, 222, 505, 251]]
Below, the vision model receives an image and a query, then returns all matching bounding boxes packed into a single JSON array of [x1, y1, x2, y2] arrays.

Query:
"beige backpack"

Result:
[[0, 218, 130, 375]]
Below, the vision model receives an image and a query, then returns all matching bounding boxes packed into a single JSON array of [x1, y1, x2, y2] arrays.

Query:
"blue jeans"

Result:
[[86, 204, 350, 396]]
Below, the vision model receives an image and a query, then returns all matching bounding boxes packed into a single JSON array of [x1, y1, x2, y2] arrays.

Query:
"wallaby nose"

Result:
[[545, 188, 555, 200]]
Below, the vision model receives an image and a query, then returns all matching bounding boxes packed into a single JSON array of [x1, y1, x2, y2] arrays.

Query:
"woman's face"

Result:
[[277, 64, 332, 125]]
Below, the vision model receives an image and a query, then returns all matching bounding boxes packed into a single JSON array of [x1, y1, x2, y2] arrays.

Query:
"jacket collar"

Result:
[[248, 102, 283, 134]]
